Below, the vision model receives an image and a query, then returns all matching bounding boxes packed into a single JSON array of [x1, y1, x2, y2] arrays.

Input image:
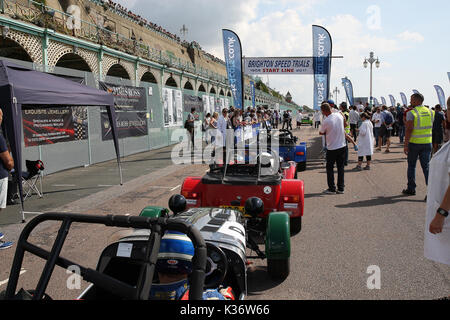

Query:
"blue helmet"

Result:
[[156, 231, 195, 275]]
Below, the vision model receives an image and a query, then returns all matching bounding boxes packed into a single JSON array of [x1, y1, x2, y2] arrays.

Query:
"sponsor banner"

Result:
[[223, 29, 244, 109], [373, 97, 380, 106], [341, 78, 354, 106], [389, 95, 396, 107], [434, 85, 446, 109], [99, 82, 146, 112], [163, 88, 183, 127], [313, 25, 332, 111], [101, 111, 147, 140], [243, 57, 314, 75], [412, 89, 420, 95], [183, 94, 203, 113], [381, 96, 387, 105], [22, 106, 88, 147], [400, 92, 408, 106], [448, 72, 450, 83]]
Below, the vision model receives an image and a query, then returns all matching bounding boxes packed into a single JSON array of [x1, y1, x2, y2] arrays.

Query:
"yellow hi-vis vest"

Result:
[[409, 106, 434, 144], [343, 111, 350, 134]]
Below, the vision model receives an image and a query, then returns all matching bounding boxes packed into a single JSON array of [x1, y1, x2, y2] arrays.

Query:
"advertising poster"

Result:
[[183, 94, 203, 113], [101, 111, 147, 140], [22, 106, 88, 147]]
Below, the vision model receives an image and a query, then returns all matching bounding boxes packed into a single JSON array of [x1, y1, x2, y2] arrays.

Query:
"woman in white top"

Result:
[[209, 112, 218, 145], [204, 113, 211, 144], [355, 112, 374, 171]]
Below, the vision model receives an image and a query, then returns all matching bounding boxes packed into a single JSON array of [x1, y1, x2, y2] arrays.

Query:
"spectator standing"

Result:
[[319, 103, 347, 194], [424, 98, 450, 266], [357, 101, 365, 113], [208, 112, 218, 144], [371, 107, 382, 147], [203, 113, 211, 145], [0, 109, 14, 250], [296, 112, 303, 130], [397, 106, 406, 144], [354, 113, 374, 171], [432, 105, 445, 154], [349, 106, 360, 142], [185, 107, 197, 150], [313, 110, 321, 129], [377, 105, 394, 153], [403, 93, 435, 196]]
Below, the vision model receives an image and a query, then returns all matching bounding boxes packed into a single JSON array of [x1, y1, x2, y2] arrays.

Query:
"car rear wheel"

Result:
[[290, 217, 302, 236], [267, 258, 290, 280], [297, 162, 306, 172]]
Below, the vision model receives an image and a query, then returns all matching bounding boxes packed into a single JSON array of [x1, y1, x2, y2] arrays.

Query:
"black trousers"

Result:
[[326, 147, 346, 192]]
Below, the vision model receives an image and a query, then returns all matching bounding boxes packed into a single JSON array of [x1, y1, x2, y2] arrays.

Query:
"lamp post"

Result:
[[333, 86, 340, 104], [363, 52, 380, 108]]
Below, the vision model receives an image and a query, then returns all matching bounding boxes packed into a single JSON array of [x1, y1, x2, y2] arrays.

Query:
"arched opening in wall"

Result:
[[219, 89, 225, 96], [107, 64, 130, 79], [0, 38, 33, 62], [55, 53, 91, 72], [141, 71, 157, 83], [165, 76, 178, 88], [227, 91, 232, 97], [198, 84, 206, 93], [210, 87, 216, 94], [184, 81, 193, 90]]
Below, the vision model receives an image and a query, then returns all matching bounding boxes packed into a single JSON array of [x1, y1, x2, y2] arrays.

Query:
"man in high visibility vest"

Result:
[[403, 93, 435, 196]]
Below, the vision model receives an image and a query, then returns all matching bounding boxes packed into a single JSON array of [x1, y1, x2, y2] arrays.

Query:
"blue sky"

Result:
[[116, 0, 450, 108]]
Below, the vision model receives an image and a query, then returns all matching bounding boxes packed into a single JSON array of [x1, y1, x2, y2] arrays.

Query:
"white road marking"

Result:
[[98, 185, 114, 187], [170, 185, 181, 191], [0, 269, 26, 287]]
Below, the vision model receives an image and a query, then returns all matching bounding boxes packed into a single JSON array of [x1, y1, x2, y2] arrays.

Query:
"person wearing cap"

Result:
[[150, 231, 234, 300], [403, 93, 435, 196]]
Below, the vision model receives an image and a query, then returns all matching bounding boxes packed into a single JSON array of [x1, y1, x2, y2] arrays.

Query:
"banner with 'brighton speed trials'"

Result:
[[243, 57, 314, 75]]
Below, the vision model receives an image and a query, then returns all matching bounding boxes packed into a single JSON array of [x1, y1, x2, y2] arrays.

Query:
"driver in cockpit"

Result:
[[149, 231, 234, 300]]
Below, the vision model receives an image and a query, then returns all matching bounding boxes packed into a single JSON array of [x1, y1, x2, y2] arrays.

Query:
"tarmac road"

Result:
[[0, 126, 448, 300]]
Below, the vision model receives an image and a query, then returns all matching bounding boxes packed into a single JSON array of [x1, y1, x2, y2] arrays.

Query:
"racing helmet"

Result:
[[156, 231, 195, 275]]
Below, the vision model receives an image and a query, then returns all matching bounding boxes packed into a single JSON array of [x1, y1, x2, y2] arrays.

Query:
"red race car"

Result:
[[181, 149, 304, 235]]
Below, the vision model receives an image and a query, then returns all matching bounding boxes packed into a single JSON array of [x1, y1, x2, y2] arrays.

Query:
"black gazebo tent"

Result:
[[0, 60, 122, 222]]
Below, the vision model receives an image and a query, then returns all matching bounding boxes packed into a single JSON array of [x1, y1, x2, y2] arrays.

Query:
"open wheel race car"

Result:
[[1, 194, 291, 300], [181, 147, 304, 235], [276, 129, 307, 173]]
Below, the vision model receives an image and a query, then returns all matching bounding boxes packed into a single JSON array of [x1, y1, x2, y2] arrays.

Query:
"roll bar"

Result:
[[4, 213, 207, 300]]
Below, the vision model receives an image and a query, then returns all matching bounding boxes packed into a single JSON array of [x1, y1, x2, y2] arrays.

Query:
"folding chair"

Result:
[[22, 160, 44, 201]]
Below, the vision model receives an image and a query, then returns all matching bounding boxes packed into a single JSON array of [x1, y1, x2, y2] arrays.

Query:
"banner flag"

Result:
[[381, 96, 387, 105], [434, 85, 446, 109], [313, 25, 332, 111], [250, 80, 256, 108], [389, 95, 396, 107], [223, 29, 244, 110], [412, 89, 420, 94], [373, 97, 379, 106], [341, 77, 354, 106], [400, 92, 408, 106], [447, 72, 450, 83]]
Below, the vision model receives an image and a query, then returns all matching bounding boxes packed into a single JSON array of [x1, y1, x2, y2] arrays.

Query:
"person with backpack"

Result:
[[377, 105, 394, 153]]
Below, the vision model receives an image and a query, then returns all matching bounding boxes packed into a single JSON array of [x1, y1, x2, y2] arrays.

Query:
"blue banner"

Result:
[[434, 85, 446, 109], [313, 25, 332, 111], [341, 77, 354, 106], [400, 92, 408, 106], [389, 95, 396, 107], [222, 29, 244, 110], [250, 80, 256, 108], [412, 89, 420, 94], [448, 72, 450, 83], [381, 96, 387, 105], [373, 97, 379, 106]]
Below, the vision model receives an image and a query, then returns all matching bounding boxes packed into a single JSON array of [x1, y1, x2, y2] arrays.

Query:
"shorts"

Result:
[[0, 177, 8, 209], [432, 131, 443, 144], [297, 121, 301, 126], [379, 125, 391, 138]]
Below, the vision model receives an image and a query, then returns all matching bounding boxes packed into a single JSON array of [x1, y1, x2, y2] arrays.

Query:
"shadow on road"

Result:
[[247, 266, 285, 297], [335, 194, 425, 209]]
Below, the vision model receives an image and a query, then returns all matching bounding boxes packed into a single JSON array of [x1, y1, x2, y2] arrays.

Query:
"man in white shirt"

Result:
[[217, 108, 229, 148], [313, 110, 321, 129], [349, 106, 361, 141], [357, 101, 365, 113], [371, 107, 382, 147], [319, 102, 347, 194]]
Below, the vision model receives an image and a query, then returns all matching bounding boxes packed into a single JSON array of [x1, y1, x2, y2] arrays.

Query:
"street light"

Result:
[[333, 86, 340, 103], [363, 52, 380, 108]]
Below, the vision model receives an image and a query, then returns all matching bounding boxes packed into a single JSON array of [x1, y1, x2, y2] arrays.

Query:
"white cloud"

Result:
[[397, 31, 425, 43]]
